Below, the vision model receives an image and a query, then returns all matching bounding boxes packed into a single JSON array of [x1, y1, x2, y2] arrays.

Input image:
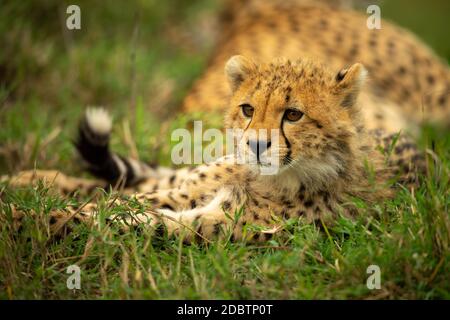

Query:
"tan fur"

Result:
[[183, 1, 450, 131], [3, 57, 423, 243], [2, 1, 437, 242]]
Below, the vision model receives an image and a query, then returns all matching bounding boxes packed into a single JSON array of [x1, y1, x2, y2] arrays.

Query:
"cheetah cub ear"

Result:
[[334, 63, 368, 108], [225, 55, 257, 91]]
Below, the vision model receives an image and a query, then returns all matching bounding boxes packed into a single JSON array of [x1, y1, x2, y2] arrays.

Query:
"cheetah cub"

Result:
[[3, 56, 423, 242]]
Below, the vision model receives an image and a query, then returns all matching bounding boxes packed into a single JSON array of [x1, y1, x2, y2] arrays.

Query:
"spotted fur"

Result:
[[184, 0, 450, 131], [2, 0, 440, 243]]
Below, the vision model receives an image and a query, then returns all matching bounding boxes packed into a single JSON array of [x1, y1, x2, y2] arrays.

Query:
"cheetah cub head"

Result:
[[224, 55, 368, 186]]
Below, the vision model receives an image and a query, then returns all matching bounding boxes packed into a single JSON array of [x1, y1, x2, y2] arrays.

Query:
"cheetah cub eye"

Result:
[[240, 104, 254, 118], [284, 109, 303, 122]]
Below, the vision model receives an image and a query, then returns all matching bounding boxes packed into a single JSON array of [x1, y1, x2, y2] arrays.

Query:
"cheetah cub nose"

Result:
[[247, 139, 271, 160]]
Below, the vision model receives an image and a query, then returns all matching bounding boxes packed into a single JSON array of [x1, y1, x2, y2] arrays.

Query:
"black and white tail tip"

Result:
[[75, 108, 151, 187]]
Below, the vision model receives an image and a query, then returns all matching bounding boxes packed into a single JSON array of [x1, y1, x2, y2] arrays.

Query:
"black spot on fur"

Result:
[[283, 200, 294, 208], [266, 21, 276, 29], [213, 223, 222, 236], [289, 16, 299, 32], [387, 40, 396, 51], [319, 18, 328, 29], [222, 201, 231, 211], [402, 88, 411, 99], [234, 190, 242, 203], [153, 223, 166, 239], [348, 46, 358, 58], [285, 86, 292, 103], [304, 199, 314, 207], [438, 94, 447, 107], [160, 204, 174, 210], [373, 58, 382, 66]]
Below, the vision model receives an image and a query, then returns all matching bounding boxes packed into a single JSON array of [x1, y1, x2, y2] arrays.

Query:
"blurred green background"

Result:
[[0, 0, 449, 174]]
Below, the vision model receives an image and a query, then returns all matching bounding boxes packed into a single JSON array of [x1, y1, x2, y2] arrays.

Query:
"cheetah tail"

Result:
[[75, 108, 154, 187]]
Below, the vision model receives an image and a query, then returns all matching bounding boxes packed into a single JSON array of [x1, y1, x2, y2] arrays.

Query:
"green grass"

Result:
[[0, 1, 449, 299]]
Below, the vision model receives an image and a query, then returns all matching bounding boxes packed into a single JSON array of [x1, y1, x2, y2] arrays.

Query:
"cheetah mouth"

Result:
[[245, 156, 279, 167], [244, 160, 282, 176], [257, 161, 274, 168], [246, 160, 274, 168]]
